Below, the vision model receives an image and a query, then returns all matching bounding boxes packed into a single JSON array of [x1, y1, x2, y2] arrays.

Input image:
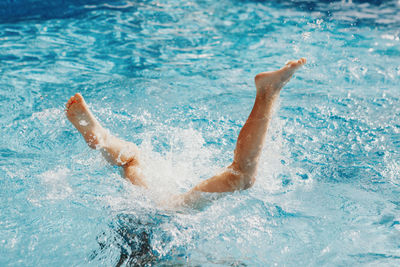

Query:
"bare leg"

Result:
[[65, 93, 147, 187], [184, 58, 306, 199]]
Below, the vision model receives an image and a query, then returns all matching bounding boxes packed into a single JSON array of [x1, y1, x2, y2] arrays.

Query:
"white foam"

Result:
[[38, 167, 73, 201], [32, 108, 62, 121]]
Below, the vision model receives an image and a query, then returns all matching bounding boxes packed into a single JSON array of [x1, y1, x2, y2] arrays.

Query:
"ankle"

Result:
[[256, 91, 279, 103]]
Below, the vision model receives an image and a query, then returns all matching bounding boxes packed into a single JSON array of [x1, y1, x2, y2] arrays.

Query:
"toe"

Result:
[[74, 93, 86, 105], [67, 96, 79, 109], [66, 96, 74, 109]]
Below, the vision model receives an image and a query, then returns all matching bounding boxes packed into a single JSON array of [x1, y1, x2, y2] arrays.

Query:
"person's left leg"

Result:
[[178, 58, 306, 205], [66, 93, 147, 187]]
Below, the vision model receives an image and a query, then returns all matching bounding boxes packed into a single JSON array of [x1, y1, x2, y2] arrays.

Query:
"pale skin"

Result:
[[66, 58, 306, 205]]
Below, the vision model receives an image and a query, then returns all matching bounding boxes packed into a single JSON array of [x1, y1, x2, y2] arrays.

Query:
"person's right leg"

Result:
[[66, 93, 147, 187], [181, 58, 306, 202]]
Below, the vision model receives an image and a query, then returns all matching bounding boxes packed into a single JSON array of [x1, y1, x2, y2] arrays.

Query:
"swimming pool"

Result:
[[1, 0, 399, 265]]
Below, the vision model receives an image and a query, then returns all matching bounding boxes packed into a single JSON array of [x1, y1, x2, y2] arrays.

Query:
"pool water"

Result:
[[1, 0, 399, 265]]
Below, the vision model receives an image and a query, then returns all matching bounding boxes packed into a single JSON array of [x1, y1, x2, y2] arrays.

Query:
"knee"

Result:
[[233, 174, 255, 190], [230, 163, 257, 188], [226, 166, 256, 191], [124, 156, 139, 167], [241, 175, 256, 190]]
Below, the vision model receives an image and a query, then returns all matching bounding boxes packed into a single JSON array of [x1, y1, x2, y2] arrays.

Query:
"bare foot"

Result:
[[66, 93, 106, 149], [255, 58, 306, 96]]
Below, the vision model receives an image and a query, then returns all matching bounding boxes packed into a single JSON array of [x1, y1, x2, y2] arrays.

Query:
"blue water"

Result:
[[1, 0, 399, 265]]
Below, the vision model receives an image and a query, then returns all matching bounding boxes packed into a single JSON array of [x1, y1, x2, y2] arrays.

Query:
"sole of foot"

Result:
[[65, 93, 103, 149], [255, 58, 306, 95]]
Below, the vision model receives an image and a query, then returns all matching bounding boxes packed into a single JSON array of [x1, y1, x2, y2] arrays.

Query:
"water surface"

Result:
[[0, 0, 399, 266]]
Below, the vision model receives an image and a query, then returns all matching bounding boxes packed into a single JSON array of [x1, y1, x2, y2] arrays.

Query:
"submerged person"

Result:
[[66, 58, 306, 206]]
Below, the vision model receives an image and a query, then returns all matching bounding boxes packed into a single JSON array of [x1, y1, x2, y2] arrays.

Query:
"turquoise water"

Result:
[[1, 0, 400, 265]]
